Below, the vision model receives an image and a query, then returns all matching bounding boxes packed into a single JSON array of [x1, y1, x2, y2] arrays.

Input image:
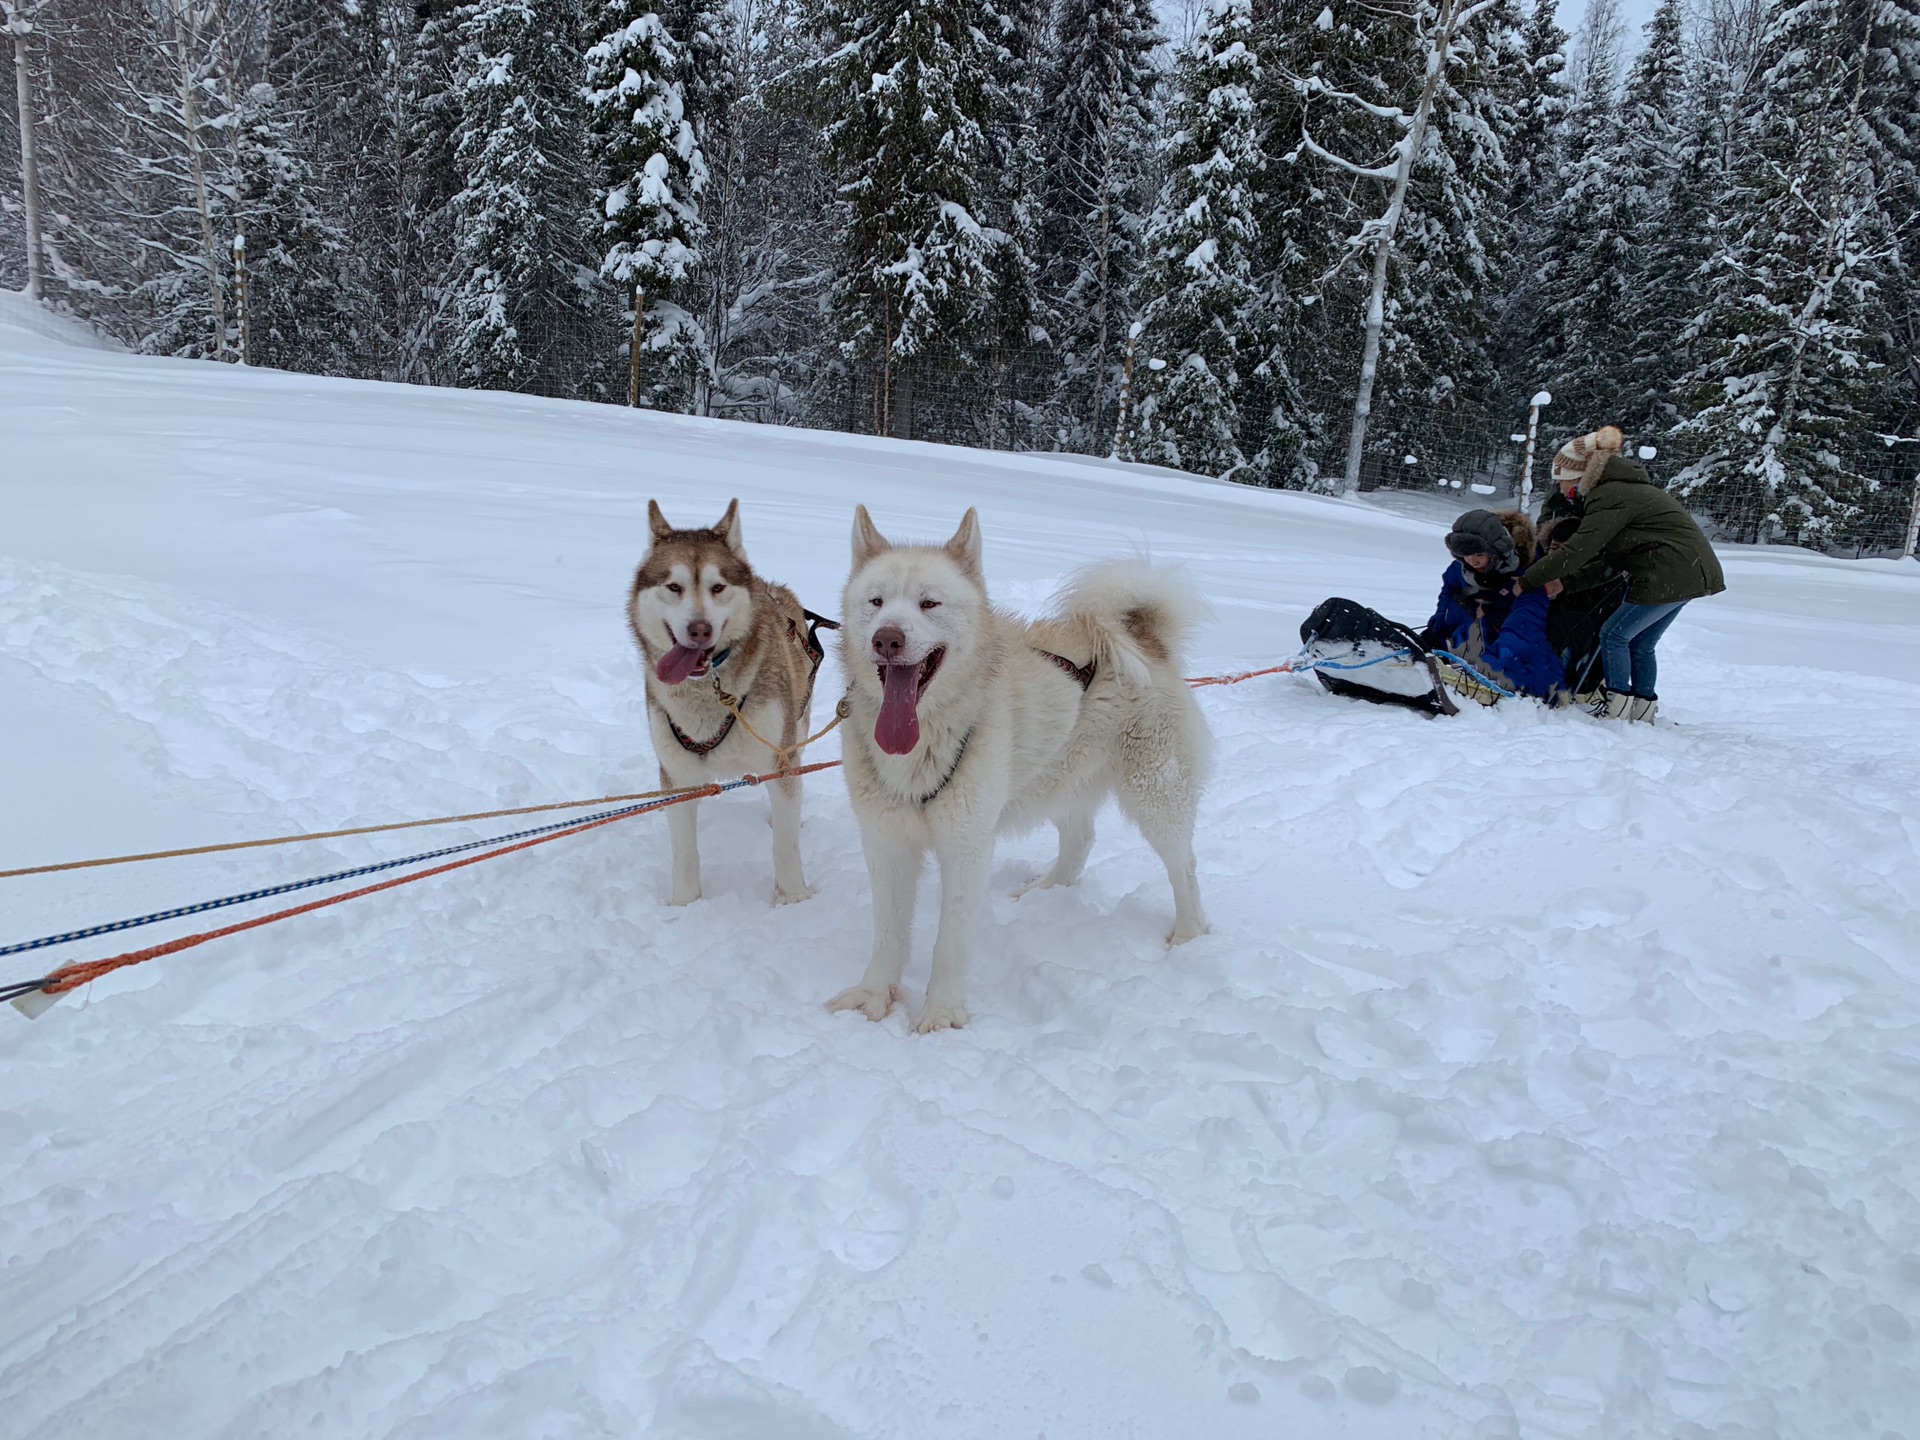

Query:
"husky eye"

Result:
[[919, 599, 941, 610], [869, 596, 883, 608], [709, 583, 725, 596], [665, 582, 683, 596]]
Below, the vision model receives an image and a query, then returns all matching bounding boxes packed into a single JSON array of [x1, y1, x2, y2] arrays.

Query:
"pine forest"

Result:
[[1, 0, 1915, 550]]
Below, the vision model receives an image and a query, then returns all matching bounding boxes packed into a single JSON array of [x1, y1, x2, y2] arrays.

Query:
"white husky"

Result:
[[827, 507, 1212, 1033]]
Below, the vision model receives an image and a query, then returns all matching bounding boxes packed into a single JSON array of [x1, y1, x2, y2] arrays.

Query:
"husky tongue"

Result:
[[875, 663, 922, 755], [655, 644, 711, 686]]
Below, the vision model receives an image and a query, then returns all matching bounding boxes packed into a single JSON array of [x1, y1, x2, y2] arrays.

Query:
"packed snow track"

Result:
[[3, 291, 1918, 1439]]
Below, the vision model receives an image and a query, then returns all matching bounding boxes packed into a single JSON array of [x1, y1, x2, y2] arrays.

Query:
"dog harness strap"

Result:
[[1038, 649, 1096, 691], [668, 712, 737, 757], [916, 726, 974, 806], [797, 609, 839, 679]]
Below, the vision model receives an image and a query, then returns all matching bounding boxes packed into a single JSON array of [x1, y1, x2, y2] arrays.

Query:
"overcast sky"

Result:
[[1565, 0, 1665, 52]]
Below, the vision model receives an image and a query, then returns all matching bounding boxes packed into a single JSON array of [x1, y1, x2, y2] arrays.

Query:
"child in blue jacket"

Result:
[[1417, 510, 1563, 700]]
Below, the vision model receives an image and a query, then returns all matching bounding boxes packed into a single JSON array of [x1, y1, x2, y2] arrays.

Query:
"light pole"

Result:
[[1518, 389, 1552, 513], [231, 233, 248, 364], [628, 284, 645, 408], [1110, 321, 1142, 460]]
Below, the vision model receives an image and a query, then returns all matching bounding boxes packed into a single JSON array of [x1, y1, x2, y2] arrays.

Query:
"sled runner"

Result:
[[1298, 598, 1459, 717]]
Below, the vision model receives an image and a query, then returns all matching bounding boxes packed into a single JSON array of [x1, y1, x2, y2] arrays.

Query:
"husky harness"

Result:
[[1038, 650, 1095, 690], [666, 646, 741, 757]]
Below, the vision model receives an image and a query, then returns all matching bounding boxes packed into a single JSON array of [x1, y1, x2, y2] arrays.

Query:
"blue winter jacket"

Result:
[[1422, 561, 1563, 698]]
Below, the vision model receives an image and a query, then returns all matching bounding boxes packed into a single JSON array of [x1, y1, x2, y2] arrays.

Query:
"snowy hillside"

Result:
[[3, 310, 1919, 1439]]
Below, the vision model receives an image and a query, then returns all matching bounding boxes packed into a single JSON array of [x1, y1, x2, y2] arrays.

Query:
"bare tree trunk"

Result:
[[172, 2, 227, 357], [1340, 0, 1468, 496], [4, 3, 42, 301], [1903, 470, 1920, 561], [1089, 46, 1124, 438]]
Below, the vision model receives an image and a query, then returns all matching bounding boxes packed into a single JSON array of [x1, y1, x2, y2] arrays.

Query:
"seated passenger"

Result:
[[1418, 509, 1562, 700]]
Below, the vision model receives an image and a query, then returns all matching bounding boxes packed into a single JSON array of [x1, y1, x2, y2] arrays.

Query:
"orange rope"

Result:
[[0, 781, 714, 880], [34, 762, 839, 997], [1186, 663, 1294, 688]]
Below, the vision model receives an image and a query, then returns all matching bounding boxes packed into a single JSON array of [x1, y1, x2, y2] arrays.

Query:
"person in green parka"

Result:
[[1518, 426, 1725, 723]]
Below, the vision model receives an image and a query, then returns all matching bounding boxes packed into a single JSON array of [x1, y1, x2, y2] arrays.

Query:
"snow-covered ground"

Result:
[[4, 290, 1918, 1439]]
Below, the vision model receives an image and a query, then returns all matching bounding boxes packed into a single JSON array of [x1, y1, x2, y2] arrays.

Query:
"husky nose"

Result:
[[872, 625, 906, 662], [684, 617, 714, 648]]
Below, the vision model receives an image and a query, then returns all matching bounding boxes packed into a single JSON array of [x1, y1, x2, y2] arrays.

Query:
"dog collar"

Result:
[[915, 726, 974, 806]]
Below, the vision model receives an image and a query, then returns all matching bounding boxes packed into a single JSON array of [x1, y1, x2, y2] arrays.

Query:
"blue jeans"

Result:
[[1598, 600, 1687, 698]]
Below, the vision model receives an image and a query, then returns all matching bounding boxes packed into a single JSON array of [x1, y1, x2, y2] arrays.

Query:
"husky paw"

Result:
[[913, 1000, 970, 1034], [1167, 917, 1210, 947], [774, 881, 817, 906], [826, 984, 899, 1022], [1012, 872, 1075, 900]]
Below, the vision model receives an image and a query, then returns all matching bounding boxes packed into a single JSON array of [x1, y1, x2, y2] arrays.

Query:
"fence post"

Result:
[[231, 233, 248, 364], [1110, 322, 1141, 460], [628, 285, 644, 407], [1903, 469, 1920, 561], [1519, 389, 1551, 512], [6, 4, 44, 303]]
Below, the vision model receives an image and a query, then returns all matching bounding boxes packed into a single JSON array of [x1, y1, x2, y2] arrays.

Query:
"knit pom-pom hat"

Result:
[[1550, 425, 1625, 495]]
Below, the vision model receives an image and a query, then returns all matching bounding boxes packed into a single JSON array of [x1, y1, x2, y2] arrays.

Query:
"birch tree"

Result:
[[1289, 0, 1503, 494]]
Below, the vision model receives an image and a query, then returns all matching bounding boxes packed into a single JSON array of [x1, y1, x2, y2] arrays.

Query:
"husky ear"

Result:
[[852, 505, 892, 568], [714, 498, 746, 560], [944, 508, 983, 579], [647, 499, 674, 542]]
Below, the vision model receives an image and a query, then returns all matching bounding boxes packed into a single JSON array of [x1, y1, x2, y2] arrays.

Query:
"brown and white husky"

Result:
[[627, 499, 823, 906]]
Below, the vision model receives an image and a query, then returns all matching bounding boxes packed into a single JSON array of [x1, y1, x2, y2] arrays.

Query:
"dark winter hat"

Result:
[[1445, 509, 1518, 570]]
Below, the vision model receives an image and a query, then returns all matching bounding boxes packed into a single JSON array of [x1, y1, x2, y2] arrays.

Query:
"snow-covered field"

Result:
[[4, 289, 1919, 1439]]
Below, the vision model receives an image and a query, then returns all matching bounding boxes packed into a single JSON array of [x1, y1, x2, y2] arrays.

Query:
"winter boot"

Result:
[[1627, 695, 1659, 724], [1588, 689, 1633, 720]]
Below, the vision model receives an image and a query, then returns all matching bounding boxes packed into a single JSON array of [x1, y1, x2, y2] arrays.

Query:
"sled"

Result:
[[1298, 598, 1459, 717]]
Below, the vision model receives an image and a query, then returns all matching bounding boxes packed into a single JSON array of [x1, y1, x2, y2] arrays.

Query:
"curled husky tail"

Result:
[[1055, 561, 1209, 685]]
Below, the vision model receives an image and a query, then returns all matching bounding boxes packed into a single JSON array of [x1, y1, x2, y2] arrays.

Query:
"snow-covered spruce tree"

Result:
[[586, 0, 729, 409], [245, 0, 400, 378], [1489, 0, 1569, 385], [1674, 0, 1904, 545], [813, 0, 1000, 438], [1604, 0, 1701, 438], [399, 0, 472, 381], [447, 0, 597, 395], [228, 75, 352, 374], [1522, 0, 1625, 433], [1132, 0, 1264, 479], [1847, 0, 1920, 459], [945, 0, 1044, 446], [1503, 0, 1568, 217], [1034, 0, 1162, 449]]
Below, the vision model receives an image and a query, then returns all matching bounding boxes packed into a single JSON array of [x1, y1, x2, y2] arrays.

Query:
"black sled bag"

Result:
[[1299, 598, 1458, 717]]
